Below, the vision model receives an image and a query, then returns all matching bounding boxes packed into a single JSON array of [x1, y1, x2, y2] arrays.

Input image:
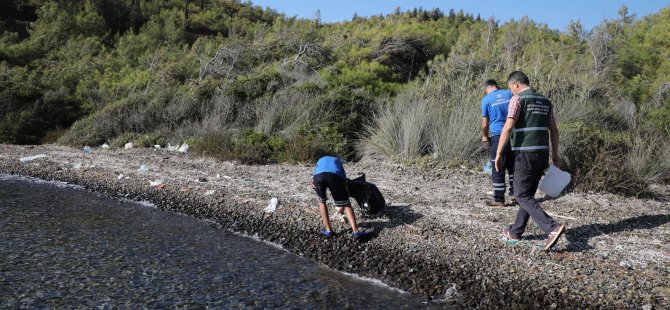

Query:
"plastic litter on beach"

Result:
[[101, 143, 110, 149], [178, 144, 189, 153], [83, 146, 92, 154], [538, 165, 571, 197], [204, 189, 216, 196], [264, 197, 279, 213], [483, 161, 492, 174], [149, 179, 163, 187], [117, 174, 124, 180], [167, 143, 179, 152], [124, 142, 134, 150], [138, 164, 149, 173], [19, 154, 47, 162], [154, 145, 161, 149]]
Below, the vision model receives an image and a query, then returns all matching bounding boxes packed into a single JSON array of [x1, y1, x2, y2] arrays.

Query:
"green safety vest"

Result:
[[511, 89, 552, 152]]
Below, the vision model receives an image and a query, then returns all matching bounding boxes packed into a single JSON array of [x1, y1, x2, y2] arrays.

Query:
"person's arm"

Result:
[[495, 94, 520, 172], [548, 117, 564, 168], [481, 116, 489, 142], [481, 98, 489, 142], [495, 118, 516, 172]]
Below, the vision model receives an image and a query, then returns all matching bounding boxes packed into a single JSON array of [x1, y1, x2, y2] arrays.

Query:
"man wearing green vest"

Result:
[[494, 71, 566, 252]]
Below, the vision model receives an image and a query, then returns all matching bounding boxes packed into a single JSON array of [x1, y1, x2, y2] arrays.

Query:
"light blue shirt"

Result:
[[313, 156, 346, 180], [481, 89, 513, 136]]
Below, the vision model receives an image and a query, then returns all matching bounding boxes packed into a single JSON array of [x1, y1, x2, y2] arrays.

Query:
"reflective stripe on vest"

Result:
[[513, 127, 549, 132], [512, 145, 550, 151]]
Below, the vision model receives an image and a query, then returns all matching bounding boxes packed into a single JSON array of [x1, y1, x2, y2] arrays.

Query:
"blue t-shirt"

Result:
[[481, 89, 513, 136], [313, 156, 346, 180]]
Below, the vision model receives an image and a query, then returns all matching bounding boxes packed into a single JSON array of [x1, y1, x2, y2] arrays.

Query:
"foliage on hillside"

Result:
[[1, 1, 669, 194]]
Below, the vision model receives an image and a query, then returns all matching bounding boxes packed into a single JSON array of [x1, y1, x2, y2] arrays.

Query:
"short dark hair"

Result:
[[484, 79, 498, 89], [507, 71, 530, 85]]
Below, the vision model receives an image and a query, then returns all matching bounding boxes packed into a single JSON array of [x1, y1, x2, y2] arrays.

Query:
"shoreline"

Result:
[[1, 144, 669, 308]]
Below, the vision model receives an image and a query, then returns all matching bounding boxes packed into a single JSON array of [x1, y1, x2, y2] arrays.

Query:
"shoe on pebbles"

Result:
[[503, 228, 521, 242], [543, 225, 566, 251], [320, 228, 335, 238], [485, 200, 506, 208]]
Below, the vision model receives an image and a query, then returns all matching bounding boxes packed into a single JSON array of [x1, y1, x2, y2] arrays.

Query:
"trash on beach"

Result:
[[124, 142, 134, 150], [222, 175, 232, 179], [83, 146, 92, 154], [538, 165, 571, 197], [264, 197, 279, 213], [154, 145, 161, 149], [167, 143, 179, 152], [138, 164, 149, 174], [149, 179, 164, 187], [198, 177, 208, 183], [19, 154, 47, 162], [101, 143, 110, 149], [178, 143, 189, 154], [117, 174, 124, 180], [204, 190, 216, 196], [483, 161, 492, 174]]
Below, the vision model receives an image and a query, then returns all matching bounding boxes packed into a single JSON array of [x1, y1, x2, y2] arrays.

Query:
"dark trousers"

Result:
[[509, 151, 559, 235], [489, 135, 514, 202]]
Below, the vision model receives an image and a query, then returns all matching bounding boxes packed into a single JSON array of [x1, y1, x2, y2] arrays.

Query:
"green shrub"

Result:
[[280, 122, 347, 163], [560, 122, 648, 195], [110, 132, 139, 148], [133, 131, 168, 148]]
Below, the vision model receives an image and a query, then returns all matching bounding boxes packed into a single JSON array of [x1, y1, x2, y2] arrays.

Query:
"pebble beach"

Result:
[[1, 144, 669, 308]]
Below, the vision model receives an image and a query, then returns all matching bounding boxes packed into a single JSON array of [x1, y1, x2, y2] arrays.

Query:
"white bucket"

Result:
[[538, 165, 571, 197]]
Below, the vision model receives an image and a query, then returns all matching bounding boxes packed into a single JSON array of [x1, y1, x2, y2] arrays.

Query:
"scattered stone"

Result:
[[124, 142, 134, 150]]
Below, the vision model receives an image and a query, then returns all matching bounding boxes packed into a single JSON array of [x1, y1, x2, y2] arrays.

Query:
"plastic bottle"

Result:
[[483, 161, 492, 174]]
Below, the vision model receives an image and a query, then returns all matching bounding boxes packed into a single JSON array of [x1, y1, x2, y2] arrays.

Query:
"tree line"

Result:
[[1, 1, 669, 194]]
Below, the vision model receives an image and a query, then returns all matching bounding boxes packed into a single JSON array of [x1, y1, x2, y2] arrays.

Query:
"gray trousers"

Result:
[[509, 151, 560, 235]]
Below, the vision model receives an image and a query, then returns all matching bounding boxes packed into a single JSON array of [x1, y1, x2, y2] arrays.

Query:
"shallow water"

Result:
[[0, 179, 440, 309]]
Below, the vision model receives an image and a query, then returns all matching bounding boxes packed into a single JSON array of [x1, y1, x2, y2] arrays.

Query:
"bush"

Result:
[[560, 122, 647, 195], [110, 132, 138, 148], [281, 122, 347, 163], [188, 130, 282, 165]]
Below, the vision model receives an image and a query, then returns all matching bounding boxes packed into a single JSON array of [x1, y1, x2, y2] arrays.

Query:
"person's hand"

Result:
[[552, 155, 566, 170], [494, 153, 503, 173]]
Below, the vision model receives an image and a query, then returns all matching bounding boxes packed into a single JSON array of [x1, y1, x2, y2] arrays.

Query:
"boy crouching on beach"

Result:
[[312, 156, 370, 239]]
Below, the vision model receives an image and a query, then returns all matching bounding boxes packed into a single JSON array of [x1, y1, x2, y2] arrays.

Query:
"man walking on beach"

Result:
[[481, 79, 514, 207], [495, 71, 566, 251], [312, 156, 370, 239]]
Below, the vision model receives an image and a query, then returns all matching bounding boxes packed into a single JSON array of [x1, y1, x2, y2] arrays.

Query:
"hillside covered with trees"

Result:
[[1, 0, 669, 194]]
